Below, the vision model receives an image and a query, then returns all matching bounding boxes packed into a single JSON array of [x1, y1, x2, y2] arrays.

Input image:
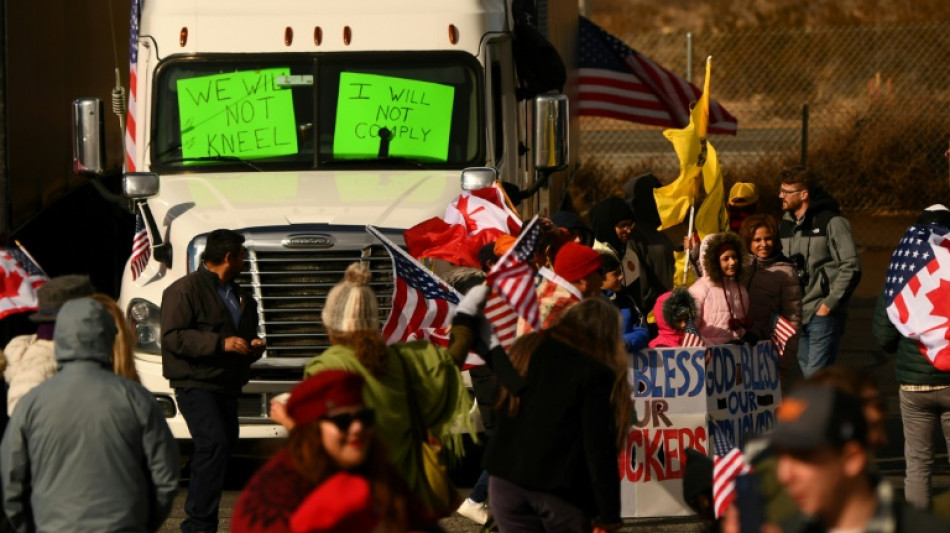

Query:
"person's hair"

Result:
[[598, 248, 622, 273], [441, 267, 486, 295], [88, 293, 140, 382], [499, 297, 631, 447], [701, 232, 745, 284], [739, 213, 783, 255], [779, 166, 819, 192], [201, 229, 245, 264], [327, 329, 389, 377], [286, 419, 411, 531], [809, 366, 883, 413]]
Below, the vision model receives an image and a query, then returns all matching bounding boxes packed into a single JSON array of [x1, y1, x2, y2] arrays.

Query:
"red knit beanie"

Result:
[[286, 371, 364, 426], [553, 242, 603, 282]]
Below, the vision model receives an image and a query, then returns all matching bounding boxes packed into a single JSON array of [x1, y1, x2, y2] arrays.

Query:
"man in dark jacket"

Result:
[[778, 167, 861, 377], [161, 228, 264, 533], [872, 204, 950, 511], [1, 298, 179, 533]]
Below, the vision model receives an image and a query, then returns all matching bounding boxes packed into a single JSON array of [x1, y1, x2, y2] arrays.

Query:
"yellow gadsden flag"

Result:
[[654, 57, 728, 286]]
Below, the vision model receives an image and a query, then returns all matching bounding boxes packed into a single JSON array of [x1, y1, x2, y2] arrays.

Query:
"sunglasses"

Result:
[[323, 408, 375, 432]]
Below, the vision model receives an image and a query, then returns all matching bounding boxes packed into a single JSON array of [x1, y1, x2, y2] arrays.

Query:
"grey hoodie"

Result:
[[1, 299, 179, 533]]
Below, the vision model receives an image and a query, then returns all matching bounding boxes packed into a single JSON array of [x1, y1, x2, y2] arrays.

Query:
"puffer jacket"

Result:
[[1, 299, 179, 533], [872, 291, 950, 386], [649, 289, 697, 348], [779, 190, 861, 324], [689, 233, 750, 346], [743, 253, 803, 340], [2, 335, 56, 415]]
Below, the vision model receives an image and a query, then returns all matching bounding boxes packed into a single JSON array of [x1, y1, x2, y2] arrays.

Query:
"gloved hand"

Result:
[[455, 284, 490, 317], [472, 315, 501, 356], [740, 331, 760, 345]]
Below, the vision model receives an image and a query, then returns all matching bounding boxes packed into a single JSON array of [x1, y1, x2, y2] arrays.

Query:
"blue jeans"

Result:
[[176, 388, 239, 533], [797, 312, 845, 378]]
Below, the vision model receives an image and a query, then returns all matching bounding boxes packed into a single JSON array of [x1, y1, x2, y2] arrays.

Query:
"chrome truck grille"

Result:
[[230, 233, 396, 422]]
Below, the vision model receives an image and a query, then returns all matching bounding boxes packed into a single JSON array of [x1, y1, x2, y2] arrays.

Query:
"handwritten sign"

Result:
[[621, 341, 781, 518], [333, 72, 455, 161], [177, 68, 298, 160]]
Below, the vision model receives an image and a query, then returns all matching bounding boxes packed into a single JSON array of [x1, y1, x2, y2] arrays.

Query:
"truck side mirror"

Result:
[[71, 98, 106, 175], [460, 167, 497, 191], [123, 173, 160, 199], [533, 94, 568, 171]]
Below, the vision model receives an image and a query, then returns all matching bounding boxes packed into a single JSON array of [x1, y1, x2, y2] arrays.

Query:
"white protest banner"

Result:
[[621, 341, 781, 518]]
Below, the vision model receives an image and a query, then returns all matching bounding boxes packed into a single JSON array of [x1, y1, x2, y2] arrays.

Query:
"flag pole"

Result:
[[683, 206, 695, 285], [14, 240, 48, 277]]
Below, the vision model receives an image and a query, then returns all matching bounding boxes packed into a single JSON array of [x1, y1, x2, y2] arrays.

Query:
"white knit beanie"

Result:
[[321, 263, 380, 333]]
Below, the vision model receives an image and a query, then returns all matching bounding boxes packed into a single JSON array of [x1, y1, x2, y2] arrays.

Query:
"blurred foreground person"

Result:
[[233, 370, 436, 533], [771, 385, 947, 532], [0, 299, 179, 533], [485, 298, 630, 533]]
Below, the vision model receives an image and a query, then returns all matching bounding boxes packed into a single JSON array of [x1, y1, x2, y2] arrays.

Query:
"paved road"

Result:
[[160, 243, 950, 533]]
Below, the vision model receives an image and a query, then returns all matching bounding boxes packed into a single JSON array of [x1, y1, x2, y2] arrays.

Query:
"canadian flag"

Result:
[[404, 184, 521, 268], [884, 223, 950, 371]]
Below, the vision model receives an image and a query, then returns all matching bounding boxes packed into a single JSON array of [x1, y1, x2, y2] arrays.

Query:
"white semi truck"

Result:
[[72, 0, 577, 439]]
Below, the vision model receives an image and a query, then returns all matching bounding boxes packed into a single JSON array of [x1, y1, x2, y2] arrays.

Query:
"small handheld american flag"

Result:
[[366, 226, 461, 344], [485, 216, 543, 348], [712, 424, 752, 518], [770, 315, 797, 358], [130, 206, 151, 280], [682, 319, 705, 347]]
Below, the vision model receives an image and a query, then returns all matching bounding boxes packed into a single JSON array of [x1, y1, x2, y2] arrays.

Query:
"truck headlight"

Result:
[[128, 298, 161, 354]]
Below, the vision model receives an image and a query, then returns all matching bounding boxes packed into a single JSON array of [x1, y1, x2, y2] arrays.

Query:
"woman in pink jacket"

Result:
[[688, 232, 751, 346]]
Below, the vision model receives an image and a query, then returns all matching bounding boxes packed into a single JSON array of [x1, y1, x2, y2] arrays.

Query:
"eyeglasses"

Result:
[[778, 188, 804, 196], [323, 408, 375, 432], [615, 221, 634, 230]]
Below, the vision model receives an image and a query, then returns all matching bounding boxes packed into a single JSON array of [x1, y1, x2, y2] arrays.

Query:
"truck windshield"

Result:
[[151, 52, 483, 172]]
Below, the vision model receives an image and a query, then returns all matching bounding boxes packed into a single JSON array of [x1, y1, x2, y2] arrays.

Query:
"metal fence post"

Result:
[[686, 32, 693, 83], [801, 104, 809, 167]]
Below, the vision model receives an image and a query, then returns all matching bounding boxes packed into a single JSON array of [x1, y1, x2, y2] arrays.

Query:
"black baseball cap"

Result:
[[770, 385, 867, 451]]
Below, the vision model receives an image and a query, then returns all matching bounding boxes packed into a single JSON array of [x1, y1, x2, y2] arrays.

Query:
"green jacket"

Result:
[[779, 192, 861, 324], [304, 340, 473, 509], [872, 291, 950, 386]]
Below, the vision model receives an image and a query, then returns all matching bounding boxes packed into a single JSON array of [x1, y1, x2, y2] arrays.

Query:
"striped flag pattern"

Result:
[[712, 424, 752, 518], [578, 16, 737, 135], [130, 206, 150, 280], [367, 226, 462, 344], [682, 319, 705, 347], [770, 315, 797, 357], [126, 0, 143, 171], [486, 217, 543, 345]]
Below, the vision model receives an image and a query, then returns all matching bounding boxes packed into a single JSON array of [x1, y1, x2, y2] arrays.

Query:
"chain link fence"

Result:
[[577, 23, 950, 248]]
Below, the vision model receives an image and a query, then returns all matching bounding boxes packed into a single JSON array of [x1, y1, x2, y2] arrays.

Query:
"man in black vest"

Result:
[[161, 229, 264, 533]]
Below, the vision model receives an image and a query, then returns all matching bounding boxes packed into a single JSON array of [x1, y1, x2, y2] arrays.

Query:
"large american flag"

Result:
[[712, 424, 752, 518], [578, 16, 737, 134], [130, 206, 150, 280], [126, 0, 143, 171], [0, 244, 48, 320], [367, 226, 462, 344], [770, 315, 797, 358], [485, 216, 543, 347], [884, 222, 950, 371]]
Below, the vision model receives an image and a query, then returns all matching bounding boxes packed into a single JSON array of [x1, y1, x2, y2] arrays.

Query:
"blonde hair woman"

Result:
[[88, 294, 139, 382]]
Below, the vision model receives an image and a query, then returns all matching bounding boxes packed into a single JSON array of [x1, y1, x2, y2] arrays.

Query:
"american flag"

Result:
[[130, 206, 150, 280], [126, 0, 143, 171], [712, 424, 752, 518], [486, 216, 543, 347], [0, 244, 49, 320], [884, 222, 950, 371], [367, 226, 462, 344], [770, 315, 797, 358], [682, 319, 705, 347], [578, 16, 737, 134]]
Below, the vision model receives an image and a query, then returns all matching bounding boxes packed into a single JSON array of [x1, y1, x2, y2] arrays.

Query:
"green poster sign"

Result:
[[177, 68, 298, 160], [333, 72, 455, 161]]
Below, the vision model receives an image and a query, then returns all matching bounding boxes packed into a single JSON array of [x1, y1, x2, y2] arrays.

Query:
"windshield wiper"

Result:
[[163, 155, 264, 172]]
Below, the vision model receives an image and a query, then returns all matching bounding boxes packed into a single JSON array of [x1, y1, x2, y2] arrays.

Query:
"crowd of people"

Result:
[[0, 165, 947, 533]]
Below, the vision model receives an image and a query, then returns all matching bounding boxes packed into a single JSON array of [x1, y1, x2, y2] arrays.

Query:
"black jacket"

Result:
[[483, 336, 620, 523], [161, 267, 261, 394]]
